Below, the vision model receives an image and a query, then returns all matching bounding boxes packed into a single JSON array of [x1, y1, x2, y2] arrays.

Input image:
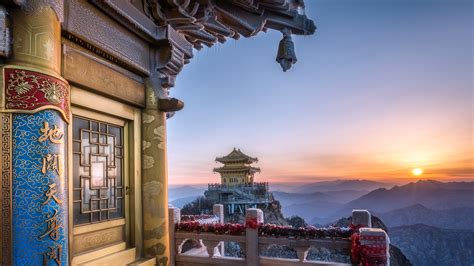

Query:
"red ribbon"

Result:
[[245, 217, 259, 229], [351, 232, 362, 264]]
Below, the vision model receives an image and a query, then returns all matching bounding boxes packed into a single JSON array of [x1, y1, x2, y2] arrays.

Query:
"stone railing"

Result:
[[168, 205, 389, 266]]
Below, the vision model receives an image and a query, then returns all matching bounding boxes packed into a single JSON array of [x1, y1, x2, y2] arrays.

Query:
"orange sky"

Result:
[[166, 1, 473, 185]]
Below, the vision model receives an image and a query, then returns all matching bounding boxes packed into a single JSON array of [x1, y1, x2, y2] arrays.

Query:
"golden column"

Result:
[[1, 4, 70, 265], [9, 6, 61, 74], [142, 79, 170, 265]]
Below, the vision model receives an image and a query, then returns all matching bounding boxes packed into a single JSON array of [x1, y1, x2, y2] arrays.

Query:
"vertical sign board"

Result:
[[1, 66, 70, 265]]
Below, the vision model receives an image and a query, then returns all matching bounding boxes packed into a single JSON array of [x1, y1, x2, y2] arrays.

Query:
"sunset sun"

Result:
[[411, 168, 424, 176]]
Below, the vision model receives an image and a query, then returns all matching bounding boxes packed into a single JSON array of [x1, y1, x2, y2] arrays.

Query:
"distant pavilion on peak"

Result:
[[206, 148, 272, 215], [213, 148, 261, 185]]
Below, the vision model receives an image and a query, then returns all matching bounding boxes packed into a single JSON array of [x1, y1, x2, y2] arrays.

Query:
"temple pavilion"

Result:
[[206, 149, 273, 215], [214, 148, 261, 186]]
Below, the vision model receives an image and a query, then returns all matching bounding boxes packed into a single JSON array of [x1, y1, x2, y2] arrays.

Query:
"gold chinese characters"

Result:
[[42, 154, 63, 176], [43, 244, 62, 266], [42, 183, 63, 205], [38, 120, 64, 266], [39, 121, 64, 144], [39, 210, 61, 241]]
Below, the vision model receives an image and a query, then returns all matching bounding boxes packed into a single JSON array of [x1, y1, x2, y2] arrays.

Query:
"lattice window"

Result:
[[72, 116, 124, 225]]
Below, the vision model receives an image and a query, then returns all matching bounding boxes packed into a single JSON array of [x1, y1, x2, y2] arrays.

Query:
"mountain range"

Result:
[[169, 185, 206, 200], [271, 180, 474, 224], [273, 179, 394, 221], [390, 224, 474, 266], [290, 179, 393, 194], [377, 204, 474, 230], [325, 180, 474, 221], [170, 180, 474, 226]]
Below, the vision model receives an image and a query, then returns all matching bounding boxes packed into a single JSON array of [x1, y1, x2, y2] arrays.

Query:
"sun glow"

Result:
[[411, 168, 424, 176]]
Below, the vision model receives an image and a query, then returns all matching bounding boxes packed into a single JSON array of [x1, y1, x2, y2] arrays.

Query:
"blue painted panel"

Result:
[[11, 110, 68, 266]]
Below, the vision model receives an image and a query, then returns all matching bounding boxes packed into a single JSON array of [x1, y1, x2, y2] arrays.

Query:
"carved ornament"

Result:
[[2, 66, 70, 123]]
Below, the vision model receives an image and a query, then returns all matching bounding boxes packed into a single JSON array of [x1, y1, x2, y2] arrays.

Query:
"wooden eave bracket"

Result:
[[155, 25, 193, 89], [158, 97, 184, 112]]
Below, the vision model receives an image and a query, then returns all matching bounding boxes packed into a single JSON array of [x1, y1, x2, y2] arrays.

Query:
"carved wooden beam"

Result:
[[90, 1, 194, 90], [91, 0, 167, 43]]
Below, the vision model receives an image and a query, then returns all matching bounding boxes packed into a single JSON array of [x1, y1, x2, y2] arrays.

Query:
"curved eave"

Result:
[[213, 167, 261, 173], [215, 158, 258, 164], [215, 1, 316, 37], [145, 0, 316, 50], [215, 148, 259, 164]]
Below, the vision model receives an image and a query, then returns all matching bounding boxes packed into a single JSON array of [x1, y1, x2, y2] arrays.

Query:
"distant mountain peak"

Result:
[[389, 203, 430, 212], [407, 203, 429, 210], [293, 179, 393, 194], [415, 179, 443, 184]]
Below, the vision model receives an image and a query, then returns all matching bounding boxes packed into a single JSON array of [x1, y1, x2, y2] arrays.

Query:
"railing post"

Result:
[[352, 209, 372, 228], [213, 204, 224, 223], [359, 228, 390, 266], [245, 208, 263, 266], [213, 204, 225, 256], [169, 207, 181, 266], [352, 210, 390, 265]]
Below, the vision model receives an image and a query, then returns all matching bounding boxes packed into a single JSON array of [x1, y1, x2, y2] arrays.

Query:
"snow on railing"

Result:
[[180, 214, 220, 224]]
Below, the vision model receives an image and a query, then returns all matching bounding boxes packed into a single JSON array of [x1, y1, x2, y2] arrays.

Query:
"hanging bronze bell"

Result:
[[276, 30, 297, 72]]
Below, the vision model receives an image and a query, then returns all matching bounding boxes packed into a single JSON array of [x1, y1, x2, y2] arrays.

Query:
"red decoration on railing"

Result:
[[245, 217, 259, 229], [176, 221, 246, 235], [176, 221, 354, 239], [350, 226, 388, 266], [349, 224, 364, 232], [259, 224, 353, 238], [351, 232, 362, 264]]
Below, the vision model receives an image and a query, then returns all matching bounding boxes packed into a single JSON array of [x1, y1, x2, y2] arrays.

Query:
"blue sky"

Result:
[[167, 0, 473, 184]]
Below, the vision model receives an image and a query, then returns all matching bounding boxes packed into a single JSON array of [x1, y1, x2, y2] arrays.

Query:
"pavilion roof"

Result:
[[216, 148, 258, 164]]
